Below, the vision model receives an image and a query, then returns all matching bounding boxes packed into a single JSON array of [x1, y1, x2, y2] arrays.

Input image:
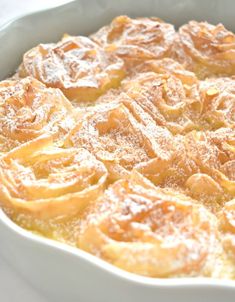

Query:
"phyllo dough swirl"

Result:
[[121, 71, 201, 134], [172, 21, 235, 79], [0, 77, 75, 152], [0, 135, 107, 220], [133, 58, 198, 86], [79, 172, 217, 277], [91, 15, 175, 67], [198, 77, 235, 130], [65, 102, 173, 182], [18, 35, 125, 102], [136, 128, 235, 206]]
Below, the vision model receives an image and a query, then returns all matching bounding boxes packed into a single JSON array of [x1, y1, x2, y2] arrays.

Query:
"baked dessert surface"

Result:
[[1, 16, 235, 279]]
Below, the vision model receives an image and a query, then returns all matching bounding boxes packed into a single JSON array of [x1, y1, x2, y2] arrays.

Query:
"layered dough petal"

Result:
[[91, 16, 175, 67], [18, 35, 125, 103], [172, 21, 235, 79], [136, 128, 235, 206], [0, 135, 107, 220], [121, 71, 201, 134], [133, 58, 198, 86], [0, 77, 75, 152], [65, 102, 173, 182], [79, 172, 217, 277], [199, 77, 235, 129], [96, 68, 235, 134]]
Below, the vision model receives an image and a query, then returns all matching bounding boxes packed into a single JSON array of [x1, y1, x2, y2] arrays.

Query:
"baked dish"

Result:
[[1, 16, 235, 279]]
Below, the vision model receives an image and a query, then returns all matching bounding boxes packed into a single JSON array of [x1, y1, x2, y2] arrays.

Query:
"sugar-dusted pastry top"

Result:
[[1, 16, 235, 279], [0, 77, 75, 152], [18, 35, 125, 102]]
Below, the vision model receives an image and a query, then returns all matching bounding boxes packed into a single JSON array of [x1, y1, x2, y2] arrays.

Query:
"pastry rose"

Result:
[[91, 16, 175, 68], [18, 35, 125, 103], [199, 77, 235, 129], [0, 77, 75, 152], [133, 58, 198, 86], [136, 128, 235, 203], [172, 21, 235, 79], [79, 172, 217, 277], [121, 72, 201, 134], [65, 102, 173, 182], [0, 135, 107, 221]]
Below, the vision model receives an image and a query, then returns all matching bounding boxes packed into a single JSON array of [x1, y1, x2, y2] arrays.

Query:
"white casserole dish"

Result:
[[0, 0, 235, 301]]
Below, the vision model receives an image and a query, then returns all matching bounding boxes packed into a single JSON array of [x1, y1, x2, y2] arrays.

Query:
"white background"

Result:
[[0, 1, 71, 301]]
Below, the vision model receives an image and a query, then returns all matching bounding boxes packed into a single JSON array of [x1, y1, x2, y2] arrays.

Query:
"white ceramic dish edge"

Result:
[[0, 0, 235, 301]]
